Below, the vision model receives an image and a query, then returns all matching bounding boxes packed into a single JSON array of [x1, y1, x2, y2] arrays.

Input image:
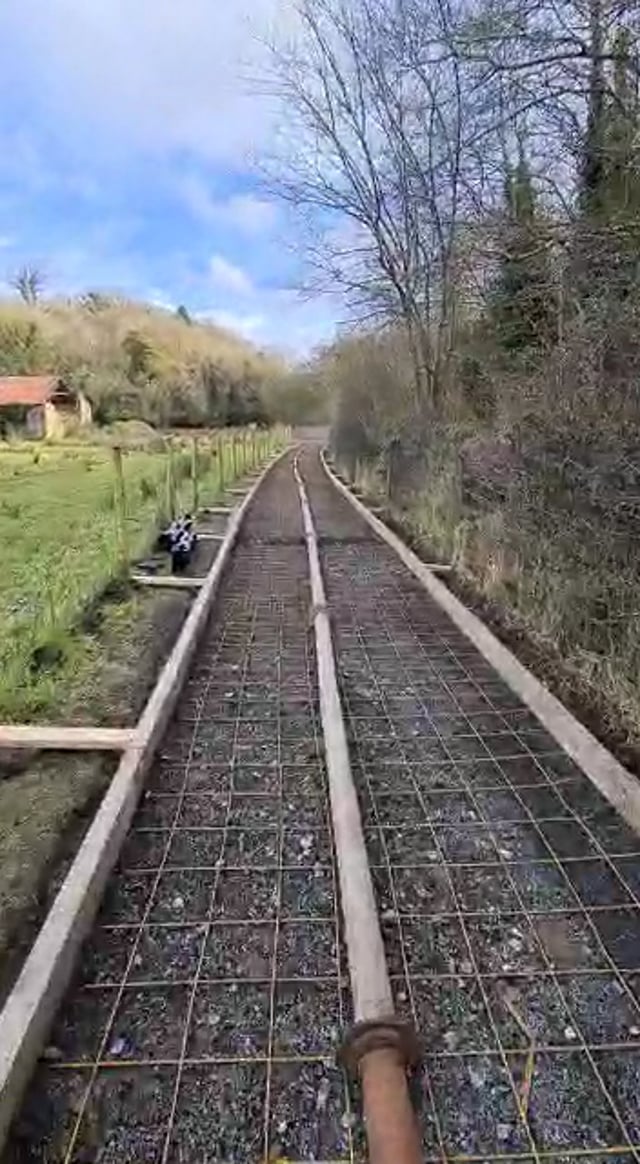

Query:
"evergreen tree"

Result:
[[488, 151, 555, 351], [576, 24, 640, 299]]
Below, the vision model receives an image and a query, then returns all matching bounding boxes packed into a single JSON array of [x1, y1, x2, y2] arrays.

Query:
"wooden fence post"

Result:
[[112, 445, 128, 564], [191, 436, 199, 513], [165, 439, 176, 520], [231, 431, 238, 479], [217, 432, 225, 493]]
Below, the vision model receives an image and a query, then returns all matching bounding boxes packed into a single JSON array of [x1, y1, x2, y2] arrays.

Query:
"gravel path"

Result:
[[5, 446, 640, 1163]]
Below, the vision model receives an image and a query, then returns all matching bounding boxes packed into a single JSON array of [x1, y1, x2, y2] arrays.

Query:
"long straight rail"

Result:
[[293, 455, 422, 1164], [294, 457, 392, 1022]]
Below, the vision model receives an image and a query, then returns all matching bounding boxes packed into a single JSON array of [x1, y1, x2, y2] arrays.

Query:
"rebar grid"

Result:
[[321, 536, 640, 1164], [297, 448, 640, 1164], [8, 464, 357, 1164]]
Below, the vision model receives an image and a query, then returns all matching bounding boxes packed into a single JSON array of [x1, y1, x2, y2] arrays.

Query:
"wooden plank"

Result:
[[130, 573, 204, 590], [0, 726, 135, 752], [322, 450, 640, 838]]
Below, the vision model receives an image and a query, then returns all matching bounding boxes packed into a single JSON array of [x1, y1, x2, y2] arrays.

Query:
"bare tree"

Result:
[[268, 0, 481, 412], [10, 265, 46, 305]]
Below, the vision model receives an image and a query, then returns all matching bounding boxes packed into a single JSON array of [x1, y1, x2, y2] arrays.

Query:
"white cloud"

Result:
[[0, 0, 294, 164], [180, 176, 279, 234], [210, 254, 254, 296], [222, 194, 279, 234], [148, 289, 178, 312], [199, 287, 340, 355], [200, 309, 267, 341]]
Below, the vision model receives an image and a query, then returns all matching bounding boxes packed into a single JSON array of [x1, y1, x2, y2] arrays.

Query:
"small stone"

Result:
[[564, 1025, 578, 1041], [499, 848, 513, 860], [316, 1077, 330, 1113], [109, 1035, 129, 1058], [497, 1123, 512, 1141], [341, 1111, 357, 1130], [172, 895, 185, 911], [443, 1031, 458, 1051], [427, 851, 439, 861], [460, 960, 473, 975], [397, 991, 407, 1004], [469, 1065, 487, 1089], [42, 1045, 63, 1062], [277, 1120, 288, 1135], [629, 1025, 640, 1037], [381, 909, 397, 922]]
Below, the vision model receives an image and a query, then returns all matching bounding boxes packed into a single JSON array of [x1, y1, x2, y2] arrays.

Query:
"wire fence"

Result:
[[0, 426, 290, 716]]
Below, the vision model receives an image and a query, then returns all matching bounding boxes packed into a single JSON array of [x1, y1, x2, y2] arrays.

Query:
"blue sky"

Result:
[[0, 0, 339, 354]]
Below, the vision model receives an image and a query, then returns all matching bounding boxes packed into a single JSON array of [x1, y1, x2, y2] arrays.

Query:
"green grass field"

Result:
[[0, 429, 281, 719]]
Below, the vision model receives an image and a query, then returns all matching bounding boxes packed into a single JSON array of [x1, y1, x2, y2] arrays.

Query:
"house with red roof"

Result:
[[0, 376, 92, 439]]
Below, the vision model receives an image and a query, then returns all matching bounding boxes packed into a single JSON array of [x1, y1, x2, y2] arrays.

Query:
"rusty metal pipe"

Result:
[[293, 454, 422, 1164], [361, 1047, 423, 1164]]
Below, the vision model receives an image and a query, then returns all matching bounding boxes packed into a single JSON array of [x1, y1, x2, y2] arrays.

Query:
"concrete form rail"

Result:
[[294, 455, 421, 1164]]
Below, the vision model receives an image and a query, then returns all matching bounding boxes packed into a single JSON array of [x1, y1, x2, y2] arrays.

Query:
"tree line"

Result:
[[270, 0, 640, 444], [0, 296, 288, 431]]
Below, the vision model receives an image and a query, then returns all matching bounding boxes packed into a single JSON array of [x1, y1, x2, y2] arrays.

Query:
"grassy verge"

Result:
[[0, 428, 283, 720]]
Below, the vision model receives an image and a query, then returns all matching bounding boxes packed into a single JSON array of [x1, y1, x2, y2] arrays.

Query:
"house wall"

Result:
[[43, 394, 93, 438], [43, 401, 66, 439], [78, 394, 93, 426], [26, 406, 46, 438]]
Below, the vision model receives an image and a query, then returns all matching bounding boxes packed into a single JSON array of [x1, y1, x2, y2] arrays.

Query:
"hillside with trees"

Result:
[[273, 0, 640, 751], [0, 295, 286, 428]]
